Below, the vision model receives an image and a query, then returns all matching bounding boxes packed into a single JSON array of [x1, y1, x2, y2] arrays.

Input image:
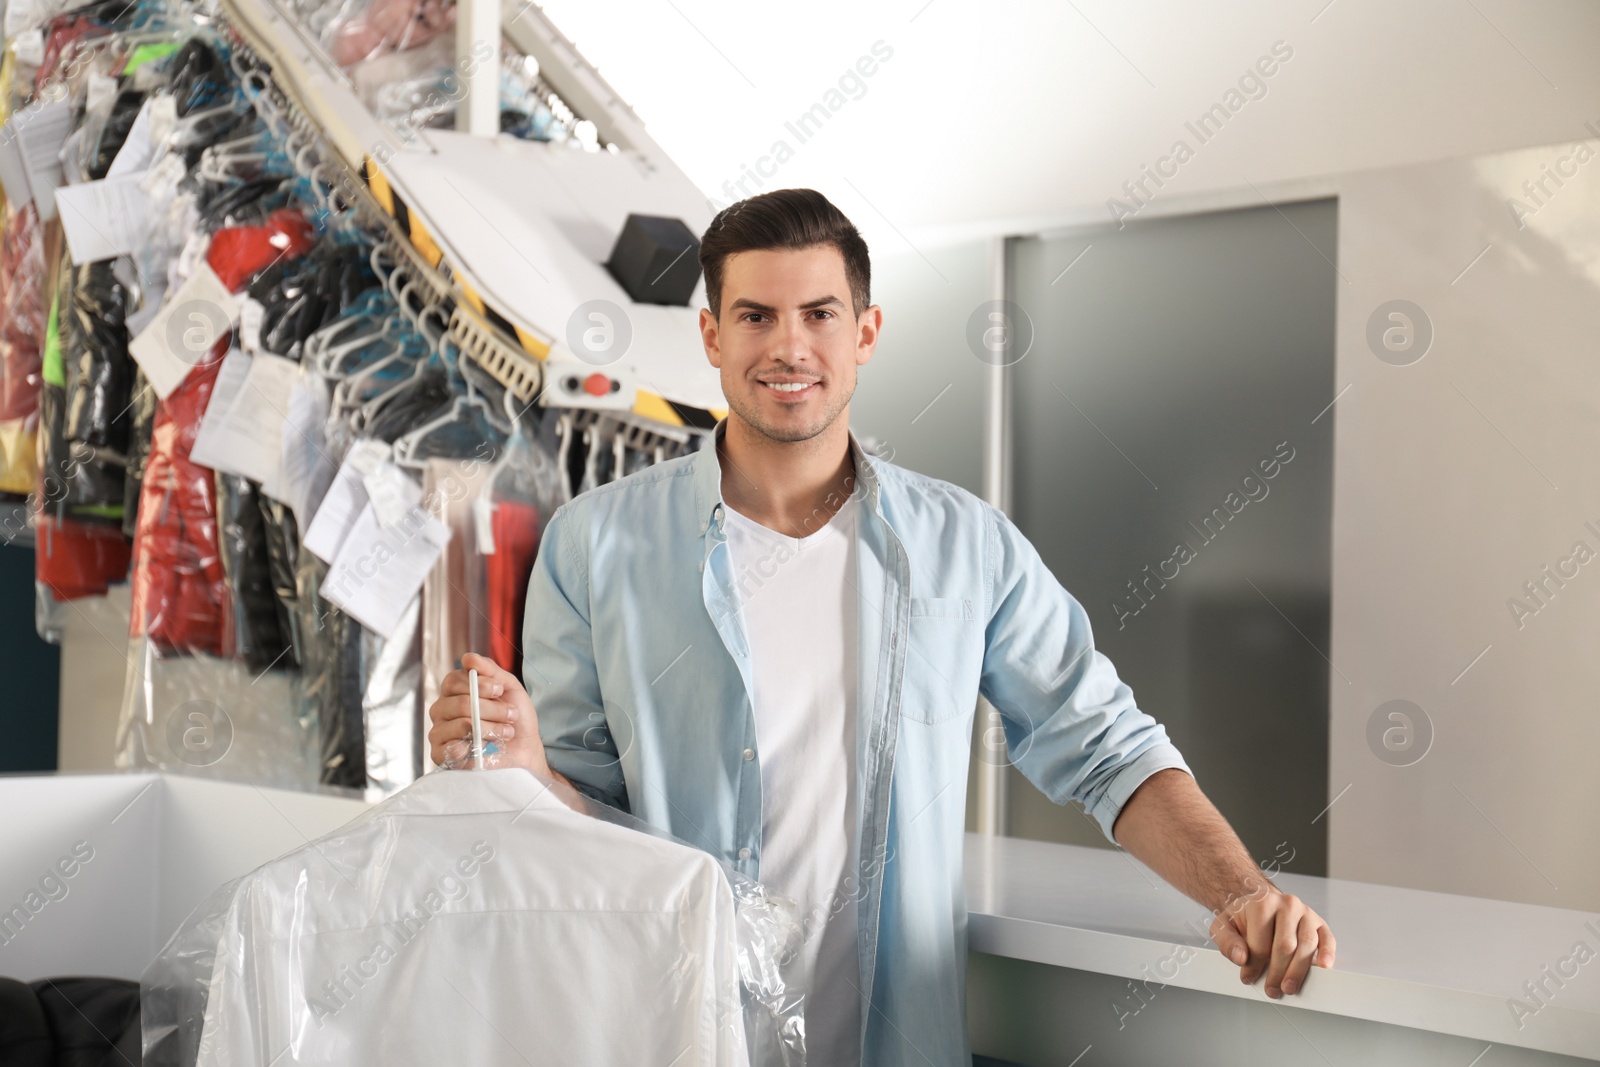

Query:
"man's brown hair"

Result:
[[698, 188, 871, 321]]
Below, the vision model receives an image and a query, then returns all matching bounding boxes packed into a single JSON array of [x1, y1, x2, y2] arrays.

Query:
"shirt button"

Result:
[[738, 847, 751, 860], [742, 748, 754, 761]]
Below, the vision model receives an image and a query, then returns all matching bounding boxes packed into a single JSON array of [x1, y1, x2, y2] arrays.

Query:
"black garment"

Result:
[[0, 976, 139, 1067]]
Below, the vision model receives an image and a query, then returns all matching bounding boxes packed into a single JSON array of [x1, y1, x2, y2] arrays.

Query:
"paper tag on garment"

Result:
[[190, 350, 299, 489], [148, 96, 178, 152], [239, 297, 265, 354], [107, 98, 157, 178], [127, 261, 239, 398], [85, 73, 118, 117], [54, 171, 155, 263], [277, 373, 334, 525], [346, 438, 390, 478], [125, 282, 166, 338], [472, 495, 496, 555], [5, 0, 40, 38], [319, 501, 451, 638], [13, 100, 71, 220], [303, 439, 392, 562], [138, 151, 187, 206], [12, 30, 44, 67], [363, 461, 421, 529]]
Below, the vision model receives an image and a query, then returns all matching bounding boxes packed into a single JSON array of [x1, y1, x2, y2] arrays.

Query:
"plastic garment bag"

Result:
[[205, 208, 317, 291], [474, 414, 565, 679], [126, 337, 230, 656], [321, 0, 456, 68], [418, 455, 491, 732], [35, 266, 132, 639], [0, 201, 44, 495], [143, 766, 806, 1067], [293, 547, 367, 790], [122, 369, 158, 538], [245, 240, 377, 359], [216, 474, 291, 674], [358, 584, 423, 796], [61, 258, 133, 455]]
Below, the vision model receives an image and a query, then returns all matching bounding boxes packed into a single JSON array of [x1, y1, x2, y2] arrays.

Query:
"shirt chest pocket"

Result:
[[899, 597, 979, 724]]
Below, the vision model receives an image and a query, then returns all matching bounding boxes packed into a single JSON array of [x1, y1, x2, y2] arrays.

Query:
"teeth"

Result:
[[766, 382, 812, 392]]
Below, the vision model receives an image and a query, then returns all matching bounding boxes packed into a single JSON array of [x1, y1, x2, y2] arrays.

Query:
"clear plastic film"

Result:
[[348, 31, 454, 128], [113, 338, 321, 790], [36, 257, 133, 637], [112, 636, 321, 789], [359, 586, 423, 796], [293, 547, 367, 790], [317, 0, 456, 69], [125, 338, 231, 659], [473, 410, 565, 679], [0, 199, 45, 496], [216, 473, 292, 674], [142, 765, 807, 1066], [419, 456, 492, 730]]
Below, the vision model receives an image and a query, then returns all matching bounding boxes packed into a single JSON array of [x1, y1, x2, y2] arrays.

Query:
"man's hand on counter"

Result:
[[1208, 879, 1336, 998], [1111, 767, 1338, 999]]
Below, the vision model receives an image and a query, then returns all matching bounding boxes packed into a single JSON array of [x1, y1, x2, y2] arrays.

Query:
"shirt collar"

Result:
[[692, 418, 883, 535]]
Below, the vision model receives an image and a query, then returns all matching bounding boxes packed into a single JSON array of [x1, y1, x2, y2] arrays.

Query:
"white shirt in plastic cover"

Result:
[[191, 767, 751, 1065]]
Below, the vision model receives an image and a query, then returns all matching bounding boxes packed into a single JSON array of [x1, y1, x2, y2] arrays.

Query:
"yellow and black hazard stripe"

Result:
[[359, 156, 727, 430]]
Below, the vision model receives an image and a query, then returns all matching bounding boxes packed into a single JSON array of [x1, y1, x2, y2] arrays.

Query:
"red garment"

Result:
[[127, 339, 232, 656], [124, 211, 313, 655], [486, 500, 540, 677], [35, 515, 131, 600], [205, 209, 317, 292], [34, 18, 109, 90]]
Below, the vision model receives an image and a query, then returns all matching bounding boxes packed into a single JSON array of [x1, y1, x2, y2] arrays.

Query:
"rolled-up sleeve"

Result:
[[977, 502, 1192, 842], [521, 501, 630, 812]]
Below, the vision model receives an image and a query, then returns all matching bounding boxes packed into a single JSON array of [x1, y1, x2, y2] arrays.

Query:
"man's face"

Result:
[[700, 245, 879, 444]]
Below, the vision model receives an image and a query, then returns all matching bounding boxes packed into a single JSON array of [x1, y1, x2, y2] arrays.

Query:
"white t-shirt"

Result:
[[721, 492, 862, 1067]]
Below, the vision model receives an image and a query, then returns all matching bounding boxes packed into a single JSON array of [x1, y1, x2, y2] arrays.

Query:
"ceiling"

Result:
[[534, 0, 1600, 249]]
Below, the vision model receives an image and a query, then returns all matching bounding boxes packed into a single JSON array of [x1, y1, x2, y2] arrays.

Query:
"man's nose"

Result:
[[768, 315, 812, 363]]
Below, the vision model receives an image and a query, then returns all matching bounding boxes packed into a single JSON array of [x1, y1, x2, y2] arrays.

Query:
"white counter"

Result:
[[964, 833, 1600, 1061]]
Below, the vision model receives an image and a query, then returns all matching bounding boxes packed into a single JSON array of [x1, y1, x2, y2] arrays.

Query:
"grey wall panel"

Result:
[[1004, 201, 1337, 864], [847, 239, 992, 498]]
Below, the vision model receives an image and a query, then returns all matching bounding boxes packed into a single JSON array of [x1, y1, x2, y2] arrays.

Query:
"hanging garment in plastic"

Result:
[[485, 498, 538, 675], [325, 0, 456, 68], [0, 200, 44, 494], [205, 208, 317, 291], [216, 473, 291, 674], [35, 267, 131, 632], [127, 341, 231, 657], [144, 766, 806, 1066], [122, 369, 158, 538], [474, 415, 564, 678], [294, 548, 366, 789], [61, 259, 133, 455], [419, 456, 491, 729]]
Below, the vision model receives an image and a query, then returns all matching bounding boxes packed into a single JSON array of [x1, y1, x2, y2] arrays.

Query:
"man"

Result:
[[429, 188, 1335, 1066]]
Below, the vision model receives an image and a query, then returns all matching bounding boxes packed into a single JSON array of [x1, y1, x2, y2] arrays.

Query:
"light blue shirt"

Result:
[[524, 420, 1193, 1066]]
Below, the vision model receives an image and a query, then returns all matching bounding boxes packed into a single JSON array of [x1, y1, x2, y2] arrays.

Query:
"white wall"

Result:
[[0, 774, 368, 981], [1328, 138, 1600, 912]]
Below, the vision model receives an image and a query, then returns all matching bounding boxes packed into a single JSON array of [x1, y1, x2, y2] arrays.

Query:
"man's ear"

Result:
[[700, 307, 722, 369], [856, 304, 882, 368]]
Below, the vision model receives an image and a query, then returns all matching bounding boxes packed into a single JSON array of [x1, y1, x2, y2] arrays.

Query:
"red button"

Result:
[[583, 373, 610, 397]]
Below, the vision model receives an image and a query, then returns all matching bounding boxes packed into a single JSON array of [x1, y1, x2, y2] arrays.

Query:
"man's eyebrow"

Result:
[[728, 295, 848, 314]]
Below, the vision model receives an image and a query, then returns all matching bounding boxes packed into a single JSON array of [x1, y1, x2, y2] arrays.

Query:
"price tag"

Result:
[[364, 462, 419, 529], [473, 495, 496, 555], [239, 297, 265, 354]]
